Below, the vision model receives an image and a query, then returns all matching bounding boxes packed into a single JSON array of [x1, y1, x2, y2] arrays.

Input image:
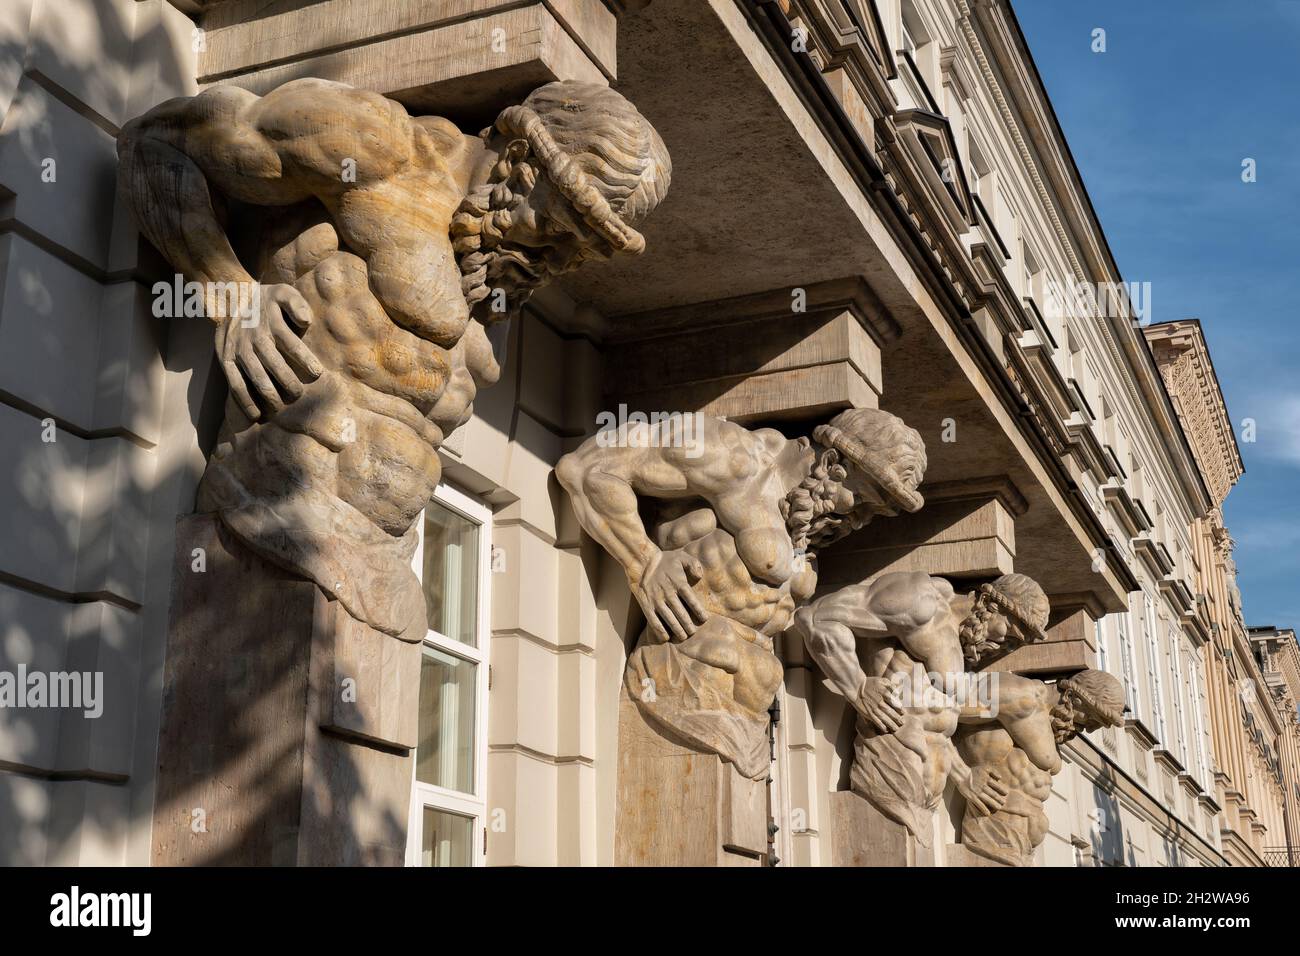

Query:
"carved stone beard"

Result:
[[959, 596, 1033, 667], [450, 178, 554, 322], [1050, 689, 1096, 745], [780, 445, 874, 555]]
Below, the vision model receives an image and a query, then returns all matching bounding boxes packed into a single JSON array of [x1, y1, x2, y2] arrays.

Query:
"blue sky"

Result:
[[1015, 0, 1300, 630]]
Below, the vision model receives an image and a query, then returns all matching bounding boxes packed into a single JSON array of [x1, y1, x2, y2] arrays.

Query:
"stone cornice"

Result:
[[1143, 320, 1243, 507], [1065, 735, 1228, 867], [964, 0, 1212, 520]]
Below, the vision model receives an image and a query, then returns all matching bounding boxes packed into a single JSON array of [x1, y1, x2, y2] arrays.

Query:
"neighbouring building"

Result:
[[1144, 319, 1300, 867], [0, 0, 1292, 867], [1247, 625, 1300, 865]]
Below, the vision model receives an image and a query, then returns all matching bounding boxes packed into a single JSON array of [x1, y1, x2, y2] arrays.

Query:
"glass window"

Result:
[[1116, 610, 1138, 719], [1095, 617, 1109, 674], [407, 486, 491, 867], [421, 808, 474, 867], [1142, 593, 1167, 742], [1168, 626, 1188, 767], [416, 645, 477, 794], [422, 504, 481, 647]]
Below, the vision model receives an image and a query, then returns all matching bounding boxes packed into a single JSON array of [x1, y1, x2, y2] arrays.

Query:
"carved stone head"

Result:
[[1052, 669, 1126, 743], [451, 81, 672, 320], [812, 407, 928, 515], [959, 572, 1050, 667]]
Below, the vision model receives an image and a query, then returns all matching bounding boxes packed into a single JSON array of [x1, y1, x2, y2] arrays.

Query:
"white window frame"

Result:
[[1116, 608, 1138, 720], [406, 482, 492, 867], [1095, 616, 1109, 675], [1142, 592, 1167, 743], [1188, 648, 1210, 785], [1167, 625, 1189, 767]]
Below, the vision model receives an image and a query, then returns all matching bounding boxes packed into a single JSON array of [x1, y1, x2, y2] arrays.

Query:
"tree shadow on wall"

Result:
[[0, 0, 403, 867]]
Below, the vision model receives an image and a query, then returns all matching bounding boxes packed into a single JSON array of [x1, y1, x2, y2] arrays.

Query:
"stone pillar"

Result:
[[817, 475, 1024, 588], [614, 694, 769, 866], [830, 790, 935, 866], [989, 595, 1101, 675], [150, 514, 420, 866]]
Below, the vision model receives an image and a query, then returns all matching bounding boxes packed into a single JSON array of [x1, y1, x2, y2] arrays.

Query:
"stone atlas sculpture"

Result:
[[557, 408, 928, 778], [119, 68, 1117, 866], [118, 76, 671, 644], [792, 570, 1125, 862]]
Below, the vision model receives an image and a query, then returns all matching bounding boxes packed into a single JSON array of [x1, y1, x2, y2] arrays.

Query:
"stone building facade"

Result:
[[1247, 625, 1300, 865], [1145, 319, 1299, 867], [0, 0, 1292, 867]]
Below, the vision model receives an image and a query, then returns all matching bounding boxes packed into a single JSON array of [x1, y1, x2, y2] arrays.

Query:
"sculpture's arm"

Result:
[[555, 454, 661, 583], [117, 80, 424, 417], [555, 445, 708, 643], [960, 675, 1061, 772], [942, 736, 1009, 815], [791, 594, 903, 733], [557, 417, 775, 642], [997, 711, 1063, 775], [118, 97, 263, 302]]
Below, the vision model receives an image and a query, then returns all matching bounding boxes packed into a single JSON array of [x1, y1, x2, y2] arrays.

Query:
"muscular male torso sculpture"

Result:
[[794, 570, 1125, 861], [793, 572, 1014, 841], [119, 77, 671, 640], [955, 670, 1124, 865], [558, 408, 928, 777]]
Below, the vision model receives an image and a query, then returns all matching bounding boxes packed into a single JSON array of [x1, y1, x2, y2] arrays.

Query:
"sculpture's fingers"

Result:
[[665, 594, 697, 637], [989, 778, 1010, 797], [658, 600, 688, 642], [679, 585, 707, 623], [222, 360, 260, 420], [237, 345, 284, 414], [872, 707, 901, 734], [273, 321, 324, 380], [634, 590, 668, 644], [276, 285, 314, 329], [220, 318, 239, 365], [254, 335, 304, 400]]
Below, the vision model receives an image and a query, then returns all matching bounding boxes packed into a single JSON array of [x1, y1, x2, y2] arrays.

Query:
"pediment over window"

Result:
[[883, 108, 977, 236]]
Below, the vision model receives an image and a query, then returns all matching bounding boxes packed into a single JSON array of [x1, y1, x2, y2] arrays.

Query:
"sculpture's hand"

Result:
[[634, 548, 707, 643], [215, 283, 323, 419], [856, 675, 905, 734], [958, 766, 1008, 816]]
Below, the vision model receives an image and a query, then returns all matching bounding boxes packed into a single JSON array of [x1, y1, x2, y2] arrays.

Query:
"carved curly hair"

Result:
[[451, 81, 671, 319], [1051, 669, 1126, 743], [959, 573, 1050, 666]]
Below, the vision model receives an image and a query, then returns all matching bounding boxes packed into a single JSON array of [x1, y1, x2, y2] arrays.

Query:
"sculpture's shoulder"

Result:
[[409, 115, 478, 185], [704, 420, 781, 479], [412, 115, 469, 151]]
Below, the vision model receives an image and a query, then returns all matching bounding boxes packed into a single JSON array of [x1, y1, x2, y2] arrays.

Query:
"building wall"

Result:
[[815, 0, 1222, 866], [1142, 319, 1297, 866], [1248, 625, 1300, 863], [1195, 517, 1284, 865], [434, 287, 632, 867], [0, 0, 1262, 868], [0, 0, 203, 865]]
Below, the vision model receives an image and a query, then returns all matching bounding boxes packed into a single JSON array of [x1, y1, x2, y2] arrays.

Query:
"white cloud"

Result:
[[1238, 392, 1300, 468]]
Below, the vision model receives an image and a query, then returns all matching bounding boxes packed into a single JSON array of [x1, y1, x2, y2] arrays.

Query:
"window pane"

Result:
[[416, 645, 477, 793], [421, 807, 474, 867], [422, 501, 480, 647]]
